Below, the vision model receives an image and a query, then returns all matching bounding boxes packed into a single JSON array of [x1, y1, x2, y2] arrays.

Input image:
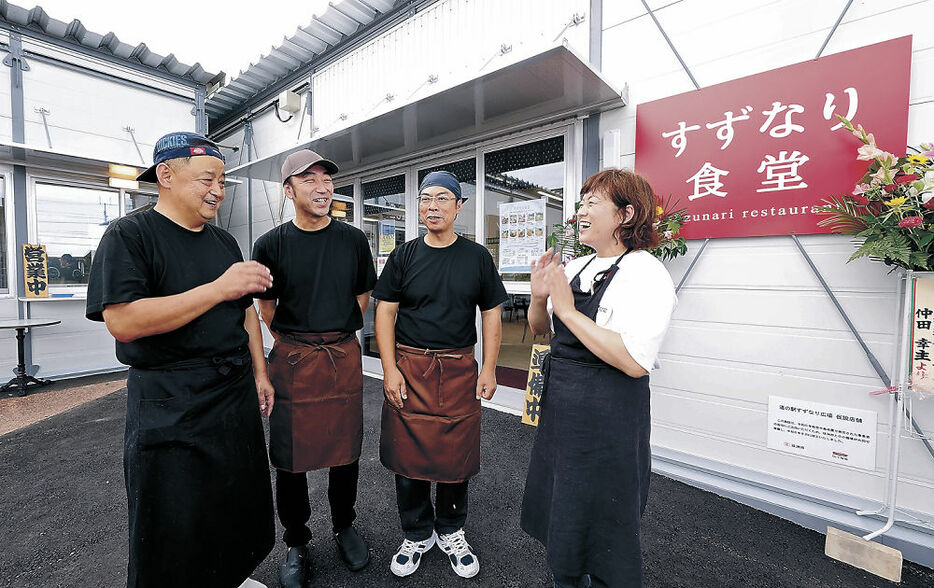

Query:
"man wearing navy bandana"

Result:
[[87, 131, 275, 588], [373, 170, 507, 580]]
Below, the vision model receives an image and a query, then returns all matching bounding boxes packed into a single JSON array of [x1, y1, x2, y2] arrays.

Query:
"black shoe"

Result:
[[334, 526, 370, 571], [279, 544, 312, 588]]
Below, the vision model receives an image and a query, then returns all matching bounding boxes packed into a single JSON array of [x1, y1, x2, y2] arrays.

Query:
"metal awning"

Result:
[[227, 44, 626, 182], [0, 140, 141, 177]]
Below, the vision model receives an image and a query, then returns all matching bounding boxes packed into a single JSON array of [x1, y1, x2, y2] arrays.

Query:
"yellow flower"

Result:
[[884, 196, 908, 208], [908, 154, 931, 165], [656, 206, 664, 217]]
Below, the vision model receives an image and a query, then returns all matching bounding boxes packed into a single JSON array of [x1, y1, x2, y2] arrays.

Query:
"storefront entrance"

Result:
[[336, 125, 577, 411]]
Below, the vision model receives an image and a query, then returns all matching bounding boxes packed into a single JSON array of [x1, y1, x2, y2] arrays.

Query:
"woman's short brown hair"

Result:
[[580, 168, 659, 250]]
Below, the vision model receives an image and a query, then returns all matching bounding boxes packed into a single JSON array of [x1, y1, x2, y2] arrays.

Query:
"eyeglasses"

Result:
[[418, 194, 457, 205]]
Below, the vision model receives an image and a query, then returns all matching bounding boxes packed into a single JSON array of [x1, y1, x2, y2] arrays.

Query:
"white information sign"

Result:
[[767, 396, 877, 470], [498, 199, 546, 273], [376, 255, 388, 278]]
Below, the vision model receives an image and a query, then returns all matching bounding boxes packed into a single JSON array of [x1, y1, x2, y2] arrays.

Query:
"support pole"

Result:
[[641, 0, 700, 90], [676, 238, 709, 294], [246, 122, 254, 251], [864, 271, 911, 541], [815, 0, 854, 59], [6, 31, 32, 369]]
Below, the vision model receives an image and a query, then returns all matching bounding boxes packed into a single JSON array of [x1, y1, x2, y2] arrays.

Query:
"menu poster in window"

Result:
[[499, 199, 546, 273], [378, 221, 395, 255], [909, 276, 934, 397], [766, 396, 876, 470], [22, 244, 49, 298]]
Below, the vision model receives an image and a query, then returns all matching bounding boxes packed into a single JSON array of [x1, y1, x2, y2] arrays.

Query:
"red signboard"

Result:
[[635, 36, 912, 239]]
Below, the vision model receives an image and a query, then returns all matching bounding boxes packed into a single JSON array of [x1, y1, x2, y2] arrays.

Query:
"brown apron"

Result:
[[268, 331, 363, 473], [379, 343, 481, 483]]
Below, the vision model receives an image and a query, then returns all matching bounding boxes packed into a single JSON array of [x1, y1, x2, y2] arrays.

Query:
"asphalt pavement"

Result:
[[1, 376, 932, 587]]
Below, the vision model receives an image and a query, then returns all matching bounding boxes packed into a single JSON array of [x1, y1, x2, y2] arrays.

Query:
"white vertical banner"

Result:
[[767, 396, 877, 470], [909, 275, 934, 397]]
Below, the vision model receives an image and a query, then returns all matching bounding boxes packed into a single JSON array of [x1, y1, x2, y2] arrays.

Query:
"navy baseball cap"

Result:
[[419, 171, 465, 202], [137, 131, 225, 183]]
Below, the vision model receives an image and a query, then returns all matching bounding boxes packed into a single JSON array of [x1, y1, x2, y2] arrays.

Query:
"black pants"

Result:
[[395, 474, 468, 541], [275, 460, 359, 547], [554, 573, 606, 588]]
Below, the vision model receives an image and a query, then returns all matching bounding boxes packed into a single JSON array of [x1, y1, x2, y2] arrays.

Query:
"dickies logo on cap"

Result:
[[137, 131, 225, 183]]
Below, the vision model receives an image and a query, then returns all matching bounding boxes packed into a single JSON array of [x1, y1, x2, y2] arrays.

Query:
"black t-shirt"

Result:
[[251, 220, 376, 334], [372, 236, 507, 349], [86, 209, 252, 368]]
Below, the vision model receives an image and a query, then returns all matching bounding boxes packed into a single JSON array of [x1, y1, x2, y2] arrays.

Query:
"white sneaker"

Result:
[[390, 531, 437, 577], [436, 529, 479, 578], [237, 579, 267, 588]]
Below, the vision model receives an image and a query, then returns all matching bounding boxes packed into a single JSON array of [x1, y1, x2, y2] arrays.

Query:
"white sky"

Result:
[[27, 0, 332, 77]]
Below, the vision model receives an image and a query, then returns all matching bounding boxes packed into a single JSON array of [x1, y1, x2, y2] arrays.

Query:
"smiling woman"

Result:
[[521, 168, 677, 588]]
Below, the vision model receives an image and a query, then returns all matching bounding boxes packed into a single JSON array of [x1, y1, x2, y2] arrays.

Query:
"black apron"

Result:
[[125, 348, 275, 588], [520, 251, 651, 587]]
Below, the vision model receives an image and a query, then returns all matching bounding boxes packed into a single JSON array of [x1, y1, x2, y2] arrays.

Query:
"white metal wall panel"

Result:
[[21, 60, 194, 166], [0, 298, 17, 374], [27, 300, 121, 376], [311, 0, 591, 139], [594, 0, 934, 537]]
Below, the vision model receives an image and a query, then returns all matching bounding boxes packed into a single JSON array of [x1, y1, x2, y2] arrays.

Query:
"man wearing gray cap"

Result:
[[86, 131, 275, 588], [373, 170, 507, 580], [252, 149, 376, 587]]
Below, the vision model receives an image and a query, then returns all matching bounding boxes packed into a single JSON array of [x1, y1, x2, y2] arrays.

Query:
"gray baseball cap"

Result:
[[281, 149, 338, 183]]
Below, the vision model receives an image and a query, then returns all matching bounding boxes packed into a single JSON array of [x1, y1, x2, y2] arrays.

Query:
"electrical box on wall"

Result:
[[277, 90, 302, 114]]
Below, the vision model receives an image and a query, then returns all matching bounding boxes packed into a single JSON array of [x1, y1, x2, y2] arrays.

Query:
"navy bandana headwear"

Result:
[[419, 171, 465, 202], [137, 131, 225, 182]]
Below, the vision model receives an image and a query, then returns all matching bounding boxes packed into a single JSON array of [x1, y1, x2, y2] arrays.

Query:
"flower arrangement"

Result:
[[546, 196, 688, 261], [817, 116, 934, 270]]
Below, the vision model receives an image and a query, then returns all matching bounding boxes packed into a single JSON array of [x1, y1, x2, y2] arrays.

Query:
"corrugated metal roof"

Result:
[[205, 0, 398, 121], [0, 0, 220, 87]]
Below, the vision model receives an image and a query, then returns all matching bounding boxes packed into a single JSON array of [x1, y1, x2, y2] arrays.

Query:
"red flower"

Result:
[[899, 216, 923, 228], [883, 184, 898, 193], [568, 217, 576, 224], [895, 174, 920, 185], [851, 194, 869, 205], [924, 200, 934, 211]]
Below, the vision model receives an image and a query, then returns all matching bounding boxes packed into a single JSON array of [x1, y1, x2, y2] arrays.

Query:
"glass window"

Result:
[[35, 183, 119, 287], [125, 192, 157, 216], [417, 158, 477, 242], [0, 178, 7, 292], [484, 136, 565, 281], [483, 136, 564, 390], [332, 184, 355, 223], [362, 174, 406, 359]]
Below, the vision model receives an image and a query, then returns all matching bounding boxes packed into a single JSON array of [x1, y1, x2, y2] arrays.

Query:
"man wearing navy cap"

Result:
[[373, 170, 507, 579], [252, 149, 376, 587], [87, 131, 275, 588]]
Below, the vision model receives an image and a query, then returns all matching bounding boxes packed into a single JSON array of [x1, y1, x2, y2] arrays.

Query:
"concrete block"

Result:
[[825, 526, 903, 583]]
